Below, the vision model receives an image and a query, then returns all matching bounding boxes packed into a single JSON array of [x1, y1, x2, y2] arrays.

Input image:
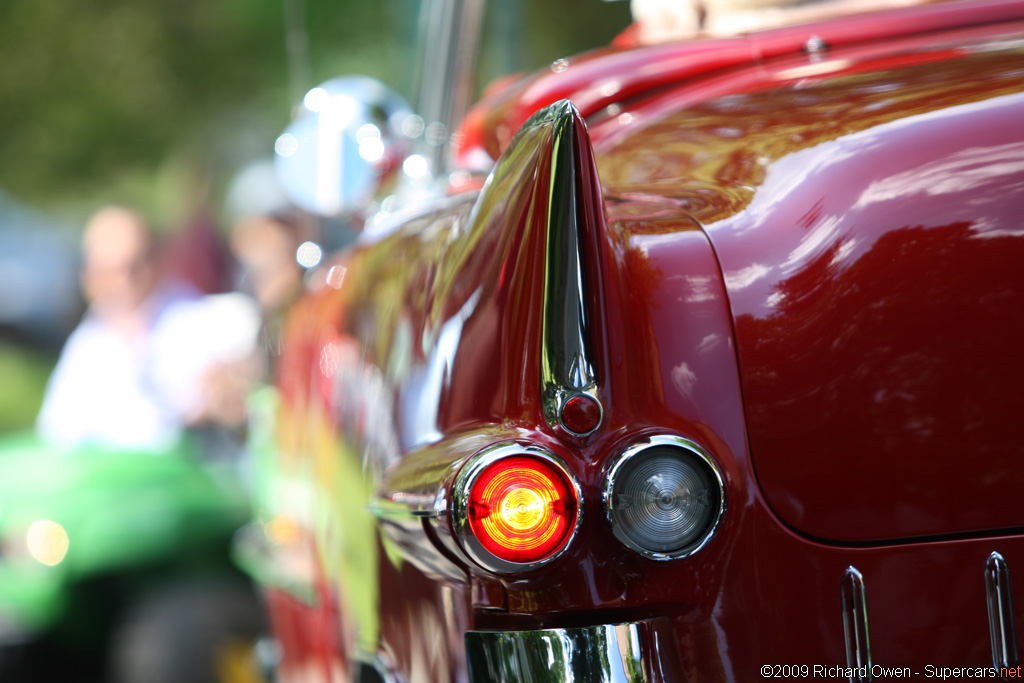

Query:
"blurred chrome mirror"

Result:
[[274, 76, 415, 217]]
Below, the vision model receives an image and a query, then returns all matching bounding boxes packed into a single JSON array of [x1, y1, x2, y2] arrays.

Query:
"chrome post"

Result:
[[412, 0, 487, 178], [841, 566, 873, 682], [986, 551, 1019, 671], [282, 0, 312, 117]]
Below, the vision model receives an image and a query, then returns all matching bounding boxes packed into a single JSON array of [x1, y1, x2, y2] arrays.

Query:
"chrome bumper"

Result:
[[466, 620, 679, 682]]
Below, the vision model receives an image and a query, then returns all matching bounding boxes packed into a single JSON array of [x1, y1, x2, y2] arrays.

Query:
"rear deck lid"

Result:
[[593, 28, 1024, 542]]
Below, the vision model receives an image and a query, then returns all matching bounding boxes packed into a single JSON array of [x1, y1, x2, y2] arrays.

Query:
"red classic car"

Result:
[[237, 0, 1024, 680]]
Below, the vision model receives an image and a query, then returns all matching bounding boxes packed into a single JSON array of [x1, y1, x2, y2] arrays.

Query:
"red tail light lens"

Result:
[[560, 394, 602, 435], [467, 455, 577, 564]]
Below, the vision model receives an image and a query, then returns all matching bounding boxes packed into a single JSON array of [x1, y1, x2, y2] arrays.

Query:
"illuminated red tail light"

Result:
[[467, 455, 578, 564]]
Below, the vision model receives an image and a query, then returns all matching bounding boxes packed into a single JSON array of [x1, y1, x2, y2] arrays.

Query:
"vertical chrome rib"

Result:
[[841, 566, 873, 682], [537, 100, 603, 435], [986, 552, 1019, 671]]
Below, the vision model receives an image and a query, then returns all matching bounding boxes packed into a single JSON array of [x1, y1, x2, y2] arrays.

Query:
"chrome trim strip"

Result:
[[841, 566, 873, 683], [538, 100, 604, 436], [368, 493, 443, 520], [603, 435, 726, 561], [450, 442, 583, 574], [466, 623, 649, 682], [986, 551, 1019, 671]]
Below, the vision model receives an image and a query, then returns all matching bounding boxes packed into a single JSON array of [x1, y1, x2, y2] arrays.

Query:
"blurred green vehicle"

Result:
[[0, 431, 265, 683]]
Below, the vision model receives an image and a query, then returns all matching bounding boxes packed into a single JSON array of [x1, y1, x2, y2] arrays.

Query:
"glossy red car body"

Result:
[[243, 1, 1024, 680]]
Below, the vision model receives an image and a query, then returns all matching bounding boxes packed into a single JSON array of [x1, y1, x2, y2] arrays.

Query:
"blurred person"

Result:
[[36, 205, 259, 449], [229, 211, 306, 362], [162, 206, 233, 296]]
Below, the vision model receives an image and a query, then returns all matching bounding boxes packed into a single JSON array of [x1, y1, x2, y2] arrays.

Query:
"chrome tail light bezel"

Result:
[[450, 442, 583, 574], [603, 435, 726, 561]]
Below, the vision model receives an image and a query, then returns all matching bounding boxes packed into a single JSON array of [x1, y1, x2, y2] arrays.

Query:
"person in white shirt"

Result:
[[36, 206, 258, 450]]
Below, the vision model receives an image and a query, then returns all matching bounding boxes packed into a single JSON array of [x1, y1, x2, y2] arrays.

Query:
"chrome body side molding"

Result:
[[986, 551, 1019, 671], [466, 621, 673, 682], [841, 566, 873, 683]]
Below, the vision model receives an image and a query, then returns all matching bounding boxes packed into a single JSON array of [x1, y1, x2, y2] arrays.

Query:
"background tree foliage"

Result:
[[0, 0, 630, 222]]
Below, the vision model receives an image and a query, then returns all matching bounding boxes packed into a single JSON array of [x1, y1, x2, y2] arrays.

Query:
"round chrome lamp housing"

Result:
[[604, 435, 725, 560], [450, 443, 583, 574]]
